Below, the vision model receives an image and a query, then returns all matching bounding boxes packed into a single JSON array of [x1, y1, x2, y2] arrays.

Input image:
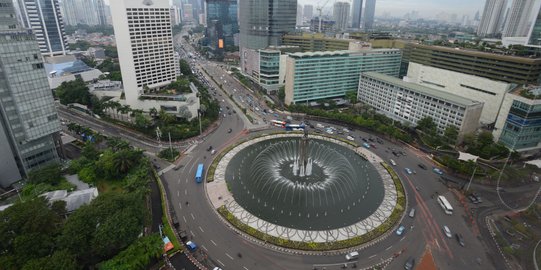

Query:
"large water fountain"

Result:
[[224, 132, 385, 230]]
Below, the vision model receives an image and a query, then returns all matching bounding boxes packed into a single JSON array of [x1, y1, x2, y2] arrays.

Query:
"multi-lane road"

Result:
[[61, 29, 513, 269], [164, 31, 502, 270]]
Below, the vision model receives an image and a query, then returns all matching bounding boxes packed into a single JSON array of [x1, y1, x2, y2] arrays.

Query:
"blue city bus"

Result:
[[195, 163, 204, 183]]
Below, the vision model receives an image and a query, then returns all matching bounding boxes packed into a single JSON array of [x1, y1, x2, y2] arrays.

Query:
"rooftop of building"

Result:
[[44, 54, 93, 77], [289, 48, 400, 58], [408, 43, 541, 63], [362, 72, 482, 107], [510, 84, 541, 100]]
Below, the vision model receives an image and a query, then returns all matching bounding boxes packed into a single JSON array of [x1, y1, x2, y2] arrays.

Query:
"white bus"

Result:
[[437, 195, 453, 215]]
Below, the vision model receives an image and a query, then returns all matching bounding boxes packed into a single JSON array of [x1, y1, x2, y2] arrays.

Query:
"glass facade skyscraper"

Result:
[[206, 0, 238, 50], [0, 0, 61, 187], [496, 91, 541, 151], [239, 0, 297, 50], [17, 0, 68, 56]]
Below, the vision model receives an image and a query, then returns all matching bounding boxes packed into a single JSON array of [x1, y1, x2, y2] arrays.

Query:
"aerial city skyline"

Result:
[[0, 0, 540, 270]]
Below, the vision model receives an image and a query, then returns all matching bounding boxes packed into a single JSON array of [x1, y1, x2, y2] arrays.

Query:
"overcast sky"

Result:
[[104, 0, 486, 18], [300, 0, 486, 18]]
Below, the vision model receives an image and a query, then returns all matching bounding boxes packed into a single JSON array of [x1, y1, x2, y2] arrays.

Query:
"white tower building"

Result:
[[333, 1, 350, 31], [477, 0, 508, 37], [110, 0, 181, 110]]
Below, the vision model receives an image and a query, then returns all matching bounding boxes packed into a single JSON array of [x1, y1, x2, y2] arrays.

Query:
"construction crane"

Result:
[[316, 0, 332, 33]]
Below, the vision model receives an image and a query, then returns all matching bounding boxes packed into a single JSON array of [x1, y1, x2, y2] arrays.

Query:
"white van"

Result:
[[390, 159, 397, 166], [345, 251, 359, 260], [409, 208, 416, 218], [316, 123, 324, 128]]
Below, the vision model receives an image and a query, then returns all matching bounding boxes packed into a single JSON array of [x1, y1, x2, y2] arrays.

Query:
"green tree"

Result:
[[22, 249, 78, 270], [148, 107, 158, 119], [443, 125, 459, 145], [106, 137, 130, 152], [81, 142, 100, 161], [134, 113, 151, 129], [0, 198, 63, 269], [58, 192, 146, 265], [27, 163, 62, 185], [98, 234, 162, 270], [55, 79, 91, 105], [345, 90, 357, 104], [278, 86, 285, 102], [179, 59, 192, 76], [416, 116, 437, 135], [158, 109, 175, 125]]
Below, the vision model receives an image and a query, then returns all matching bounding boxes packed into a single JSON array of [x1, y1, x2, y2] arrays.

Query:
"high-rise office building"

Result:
[[503, 0, 536, 37], [239, 0, 297, 50], [284, 49, 402, 105], [493, 86, 541, 152], [477, 0, 508, 37], [351, 0, 363, 29], [363, 0, 376, 30], [206, 0, 238, 49], [0, 0, 61, 188], [183, 4, 194, 21], [171, 6, 181, 25], [296, 4, 303, 27], [333, 1, 350, 31], [303, 5, 313, 21], [17, 0, 68, 56], [401, 43, 541, 85], [110, 0, 180, 109], [61, 0, 108, 26], [526, 1, 541, 47]]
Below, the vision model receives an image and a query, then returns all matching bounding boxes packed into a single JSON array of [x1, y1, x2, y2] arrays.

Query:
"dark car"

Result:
[[207, 146, 213, 151], [404, 256, 415, 270], [455, 233, 465, 247], [227, 128, 232, 133], [418, 163, 427, 170], [362, 138, 369, 142]]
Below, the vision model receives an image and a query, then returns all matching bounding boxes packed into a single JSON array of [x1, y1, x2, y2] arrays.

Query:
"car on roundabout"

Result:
[[396, 225, 406, 236], [346, 135, 355, 141], [443, 225, 452, 238], [404, 168, 413, 175], [433, 167, 444, 175]]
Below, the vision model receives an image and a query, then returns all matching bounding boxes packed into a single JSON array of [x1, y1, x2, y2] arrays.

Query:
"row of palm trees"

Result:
[[101, 101, 158, 123]]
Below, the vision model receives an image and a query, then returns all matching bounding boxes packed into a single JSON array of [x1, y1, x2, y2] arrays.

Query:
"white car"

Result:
[[343, 128, 350, 133], [443, 225, 452, 238], [345, 251, 359, 260], [346, 136, 355, 141]]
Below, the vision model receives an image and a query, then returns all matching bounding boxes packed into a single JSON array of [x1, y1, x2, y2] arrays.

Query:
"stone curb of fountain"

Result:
[[215, 134, 397, 243], [204, 134, 409, 256]]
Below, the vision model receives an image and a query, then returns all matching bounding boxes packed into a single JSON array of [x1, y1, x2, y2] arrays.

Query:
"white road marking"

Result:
[[199, 226, 204, 232], [217, 259, 225, 266], [177, 190, 179, 197], [211, 240, 217, 246], [188, 160, 196, 174], [400, 237, 405, 241], [369, 255, 376, 259], [185, 189, 187, 195], [190, 230, 195, 236], [178, 202, 182, 210], [202, 245, 208, 251], [177, 178, 180, 184], [225, 253, 234, 260], [191, 213, 195, 220], [182, 216, 187, 223], [385, 246, 392, 251], [243, 267, 249, 270], [185, 178, 188, 183]]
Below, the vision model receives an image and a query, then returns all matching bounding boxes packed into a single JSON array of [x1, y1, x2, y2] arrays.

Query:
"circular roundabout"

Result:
[[207, 133, 405, 250]]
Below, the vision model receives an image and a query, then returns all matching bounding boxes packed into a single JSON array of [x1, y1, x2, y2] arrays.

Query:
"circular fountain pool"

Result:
[[225, 136, 384, 230]]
